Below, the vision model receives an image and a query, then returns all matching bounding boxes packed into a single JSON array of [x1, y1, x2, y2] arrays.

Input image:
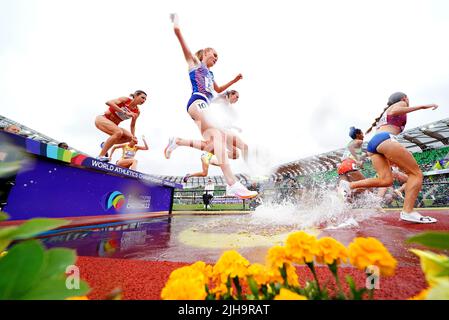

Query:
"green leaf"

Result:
[[0, 226, 17, 239], [0, 212, 9, 222], [0, 240, 45, 300], [21, 279, 90, 300], [40, 248, 76, 280], [247, 276, 260, 300], [0, 239, 12, 254], [7, 219, 71, 240], [407, 232, 449, 250]]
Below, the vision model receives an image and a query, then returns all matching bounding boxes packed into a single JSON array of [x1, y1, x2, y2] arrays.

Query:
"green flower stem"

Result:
[[306, 262, 322, 296], [328, 262, 346, 300], [233, 276, 243, 300]]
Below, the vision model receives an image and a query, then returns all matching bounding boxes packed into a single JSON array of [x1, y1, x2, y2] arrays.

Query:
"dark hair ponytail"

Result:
[[365, 92, 407, 134], [365, 106, 389, 134]]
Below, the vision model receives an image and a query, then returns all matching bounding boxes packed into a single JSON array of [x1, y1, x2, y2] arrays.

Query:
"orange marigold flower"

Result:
[[274, 288, 307, 300], [348, 237, 397, 276], [317, 237, 348, 265], [285, 231, 319, 264], [266, 246, 290, 270], [213, 250, 250, 284]]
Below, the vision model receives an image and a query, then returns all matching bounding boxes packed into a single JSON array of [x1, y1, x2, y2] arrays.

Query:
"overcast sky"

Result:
[[1, 0, 448, 177]]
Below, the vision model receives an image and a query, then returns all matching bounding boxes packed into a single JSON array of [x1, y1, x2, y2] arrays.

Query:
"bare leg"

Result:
[[95, 116, 133, 157], [116, 158, 134, 169], [189, 158, 210, 178], [377, 141, 423, 213], [129, 159, 138, 170], [225, 131, 248, 162], [350, 154, 393, 189]]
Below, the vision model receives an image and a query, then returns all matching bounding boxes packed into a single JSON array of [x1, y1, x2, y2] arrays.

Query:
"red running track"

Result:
[[76, 209, 449, 300]]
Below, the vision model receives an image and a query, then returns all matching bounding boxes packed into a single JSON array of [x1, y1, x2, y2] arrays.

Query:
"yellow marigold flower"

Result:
[[266, 246, 290, 270], [348, 237, 397, 276], [190, 261, 213, 280], [66, 296, 89, 300], [274, 288, 307, 300], [248, 263, 271, 286], [317, 237, 348, 265], [213, 250, 250, 284], [286, 231, 319, 264], [167, 265, 208, 285], [408, 288, 430, 300], [161, 278, 207, 300], [161, 266, 207, 300], [410, 249, 449, 287], [209, 283, 232, 299], [267, 262, 299, 287]]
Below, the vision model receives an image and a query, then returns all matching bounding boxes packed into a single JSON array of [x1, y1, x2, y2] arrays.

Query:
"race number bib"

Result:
[[115, 107, 132, 121]]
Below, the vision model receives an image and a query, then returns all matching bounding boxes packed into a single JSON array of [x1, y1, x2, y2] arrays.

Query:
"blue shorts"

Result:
[[186, 93, 210, 111], [367, 132, 392, 154]]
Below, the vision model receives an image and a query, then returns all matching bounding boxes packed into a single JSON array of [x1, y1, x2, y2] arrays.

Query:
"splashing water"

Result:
[[186, 185, 386, 236]]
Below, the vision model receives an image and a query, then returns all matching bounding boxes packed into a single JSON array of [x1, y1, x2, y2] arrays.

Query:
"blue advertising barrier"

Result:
[[0, 131, 182, 227]]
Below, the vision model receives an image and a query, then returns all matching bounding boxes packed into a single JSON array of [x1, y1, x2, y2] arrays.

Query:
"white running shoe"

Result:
[[164, 137, 178, 159], [227, 181, 258, 199], [337, 180, 351, 200], [400, 211, 437, 224]]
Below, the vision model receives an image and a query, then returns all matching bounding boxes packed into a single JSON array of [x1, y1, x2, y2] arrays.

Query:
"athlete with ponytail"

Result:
[[338, 92, 438, 223], [95, 90, 147, 162], [164, 14, 257, 199]]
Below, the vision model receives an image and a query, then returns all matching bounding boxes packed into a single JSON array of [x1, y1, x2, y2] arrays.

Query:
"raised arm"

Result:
[[170, 14, 198, 69], [389, 101, 438, 116], [213, 74, 243, 93], [136, 135, 149, 151]]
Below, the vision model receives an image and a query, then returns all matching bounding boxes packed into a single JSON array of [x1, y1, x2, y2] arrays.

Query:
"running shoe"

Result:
[[183, 174, 191, 183], [96, 156, 110, 162], [226, 181, 258, 199], [337, 180, 351, 200], [394, 189, 405, 200], [400, 211, 437, 224], [164, 137, 178, 159]]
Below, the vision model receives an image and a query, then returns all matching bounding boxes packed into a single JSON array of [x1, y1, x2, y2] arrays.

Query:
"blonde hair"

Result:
[[195, 48, 215, 62]]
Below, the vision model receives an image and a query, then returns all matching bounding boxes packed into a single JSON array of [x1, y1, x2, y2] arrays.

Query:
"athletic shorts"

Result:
[[186, 93, 210, 112], [367, 132, 394, 154], [337, 158, 358, 175]]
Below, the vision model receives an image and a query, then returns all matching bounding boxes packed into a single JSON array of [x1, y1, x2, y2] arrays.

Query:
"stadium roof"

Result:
[[273, 117, 449, 179], [0, 114, 88, 156]]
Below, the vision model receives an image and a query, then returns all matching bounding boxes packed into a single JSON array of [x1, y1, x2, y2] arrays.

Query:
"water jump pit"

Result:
[[39, 205, 449, 300]]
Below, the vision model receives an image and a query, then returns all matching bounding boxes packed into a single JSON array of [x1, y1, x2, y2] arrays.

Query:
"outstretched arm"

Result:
[[110, 144, 126, 159], [170, 14, 198, 69], [389, 101, 438, 116], [213, 74, 243, 93], [129, 111, 140, 137], [137, 135, 149, 151]]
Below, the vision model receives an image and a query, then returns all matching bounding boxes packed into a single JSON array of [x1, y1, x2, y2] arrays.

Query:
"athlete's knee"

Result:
[[111, 130, 124, 139], [377, 176, 394, 187]]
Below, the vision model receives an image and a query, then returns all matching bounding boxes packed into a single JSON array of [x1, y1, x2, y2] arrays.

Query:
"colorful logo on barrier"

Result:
[[103, 191, 126, 211]]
